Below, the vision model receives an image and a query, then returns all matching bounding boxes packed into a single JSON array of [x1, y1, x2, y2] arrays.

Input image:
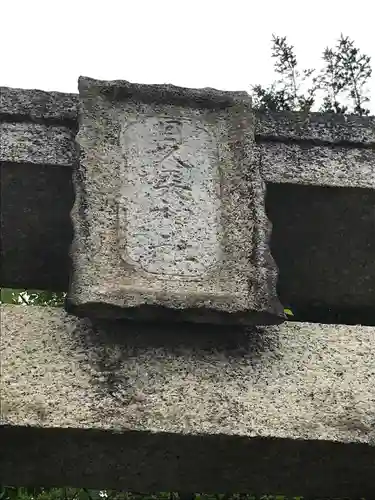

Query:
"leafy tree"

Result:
[[251, 33, 372, 116]]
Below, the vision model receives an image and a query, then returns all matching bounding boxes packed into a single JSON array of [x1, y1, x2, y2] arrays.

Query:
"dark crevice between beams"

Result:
[[280, 305, 375, 327]]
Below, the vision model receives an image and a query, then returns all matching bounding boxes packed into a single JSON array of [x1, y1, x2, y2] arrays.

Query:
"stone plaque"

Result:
[[66, 76, 284, 325]]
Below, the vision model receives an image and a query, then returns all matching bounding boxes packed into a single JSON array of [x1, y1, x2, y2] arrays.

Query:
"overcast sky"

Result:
[[2, 0, 374, 113]]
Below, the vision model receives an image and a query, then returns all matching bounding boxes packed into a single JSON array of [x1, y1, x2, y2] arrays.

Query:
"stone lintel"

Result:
[[260, 141, 375, 189], [256, 109, 375, 146], [1, 305, 374, 495], [0, 122, 76, 166], [2, 84, 375, 146], [0, 85, 78, 123]]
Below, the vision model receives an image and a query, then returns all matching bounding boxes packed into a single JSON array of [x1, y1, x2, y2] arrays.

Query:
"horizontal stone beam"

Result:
[[0, 122, 76, 166], [260, 142, 375, 189], [1, 305, 374, 496], [0, 86, 78, 123], [2, 121, 375, 185], [256, 109, 375, 147], [1, 85, 375, 146]]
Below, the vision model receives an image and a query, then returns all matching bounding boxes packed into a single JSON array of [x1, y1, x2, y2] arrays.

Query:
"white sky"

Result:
[[1, 0, 374, 113]]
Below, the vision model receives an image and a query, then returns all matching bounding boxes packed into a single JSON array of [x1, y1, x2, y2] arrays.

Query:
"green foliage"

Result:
[[251, 33, 372, 115], [0, 288, 19, 305], [319, 35, 372, 115], [283, 308, 294, 317], [0, 488, 105, 500], [0, 490, 307, 500], [252, 35, 317, 112], [0, 288, 66, 307]]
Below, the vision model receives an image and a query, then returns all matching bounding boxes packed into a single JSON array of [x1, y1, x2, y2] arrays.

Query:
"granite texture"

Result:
[[0, 122, 76, 166], [0, 85, 78, 123], [2, 84, 374, 146], [1, 305, 375, 494], [256, 109, 375, 146], [259, 141, 375, 188], [67, 76, 284, 324]]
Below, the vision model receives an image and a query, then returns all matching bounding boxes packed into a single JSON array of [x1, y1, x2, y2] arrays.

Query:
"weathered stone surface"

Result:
[[0, 122, 76, 166], [2, 84, 374, 146], [67, 76, 283, 324], [1, 305, 375, 494], [256, 109, 375, 146], [0, 85, 78, 123], [260, 141, 375, 188]]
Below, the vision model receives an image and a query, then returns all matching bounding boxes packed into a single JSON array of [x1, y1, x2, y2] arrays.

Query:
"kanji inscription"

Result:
[[119, 117, 221, 277]]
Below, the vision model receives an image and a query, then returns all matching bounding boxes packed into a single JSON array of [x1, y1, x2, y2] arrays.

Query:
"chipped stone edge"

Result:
[[249, 145, 283, 316], [77, 75, 253, 108]]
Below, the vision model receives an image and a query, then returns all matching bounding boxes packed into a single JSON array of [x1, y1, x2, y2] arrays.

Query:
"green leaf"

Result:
[[284, 308, 294, 317]]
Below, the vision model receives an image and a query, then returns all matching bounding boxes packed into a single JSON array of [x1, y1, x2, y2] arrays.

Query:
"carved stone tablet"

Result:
[[118, 117, 220, 277], [67, 76, 284, 325]]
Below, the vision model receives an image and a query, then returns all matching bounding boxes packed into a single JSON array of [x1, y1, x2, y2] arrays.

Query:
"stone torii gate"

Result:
[[1, 77, 375, 497]]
